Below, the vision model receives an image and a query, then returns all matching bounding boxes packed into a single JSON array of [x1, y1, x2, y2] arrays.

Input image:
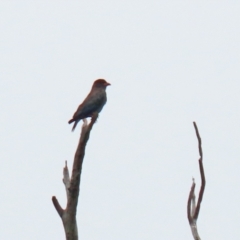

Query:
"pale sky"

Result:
[[0, 1, 240, 239]]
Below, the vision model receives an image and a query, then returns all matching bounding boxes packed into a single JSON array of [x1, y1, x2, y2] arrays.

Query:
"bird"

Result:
[[68, 79, 111, 131]]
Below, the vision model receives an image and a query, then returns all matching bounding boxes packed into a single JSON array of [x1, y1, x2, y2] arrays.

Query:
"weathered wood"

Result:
[[52, 115, 98, 240]]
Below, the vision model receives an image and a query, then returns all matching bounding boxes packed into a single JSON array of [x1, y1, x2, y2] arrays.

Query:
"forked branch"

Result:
[[52, 114, 98, 240], [187, 122, 206, 240]]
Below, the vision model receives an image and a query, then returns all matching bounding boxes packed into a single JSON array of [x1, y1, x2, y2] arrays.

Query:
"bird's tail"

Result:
[[71, 120, 79, 132], [68, 119, 74, 124], [68, 118, 78, 131]]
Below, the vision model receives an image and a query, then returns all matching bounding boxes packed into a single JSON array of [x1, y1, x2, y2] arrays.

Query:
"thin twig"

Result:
[[187, 122, 206, 240], [193, 122, 203, 158], [192, 122, 205, 220], [194, 159, 205, 220]]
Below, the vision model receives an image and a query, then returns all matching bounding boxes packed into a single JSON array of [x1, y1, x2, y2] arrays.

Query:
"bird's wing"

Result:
[[72, 91, 106, 120]]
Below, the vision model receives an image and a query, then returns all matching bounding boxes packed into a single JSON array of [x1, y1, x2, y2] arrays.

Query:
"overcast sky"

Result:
[[1, 1, 240, 239]]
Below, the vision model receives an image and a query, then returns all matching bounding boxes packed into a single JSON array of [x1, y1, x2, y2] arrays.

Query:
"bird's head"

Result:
[[92, 79, 111, 89]]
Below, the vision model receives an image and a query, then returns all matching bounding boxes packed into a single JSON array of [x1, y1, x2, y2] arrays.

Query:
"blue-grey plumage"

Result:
[[68, 79, 111, 131]]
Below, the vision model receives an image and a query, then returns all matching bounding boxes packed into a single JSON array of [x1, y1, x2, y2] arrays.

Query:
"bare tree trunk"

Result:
[[52, 114, 98, 240], [187, 122, 206, 240]]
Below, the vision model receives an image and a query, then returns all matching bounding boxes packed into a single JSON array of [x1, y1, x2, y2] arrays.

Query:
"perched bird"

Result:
[[68, 79, 111, 131]]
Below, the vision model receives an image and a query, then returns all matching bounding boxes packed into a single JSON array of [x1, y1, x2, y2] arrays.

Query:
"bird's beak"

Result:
[[105, 82, 111, 86]]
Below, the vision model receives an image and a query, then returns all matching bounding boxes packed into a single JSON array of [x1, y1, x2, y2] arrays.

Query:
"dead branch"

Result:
[[187, 122, 206, 240], [52, 114, 98, 240]]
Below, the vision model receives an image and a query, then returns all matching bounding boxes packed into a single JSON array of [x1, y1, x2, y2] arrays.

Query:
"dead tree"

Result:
[[187, 122, 206, 240], [52, 114, 98, 240]]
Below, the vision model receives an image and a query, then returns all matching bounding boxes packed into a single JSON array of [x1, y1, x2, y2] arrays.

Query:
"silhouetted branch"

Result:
[[52, 196, 64, 217], [52, 114, 98, 240], [187, 122, 206, 240], [193, 122, 203, 158]]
